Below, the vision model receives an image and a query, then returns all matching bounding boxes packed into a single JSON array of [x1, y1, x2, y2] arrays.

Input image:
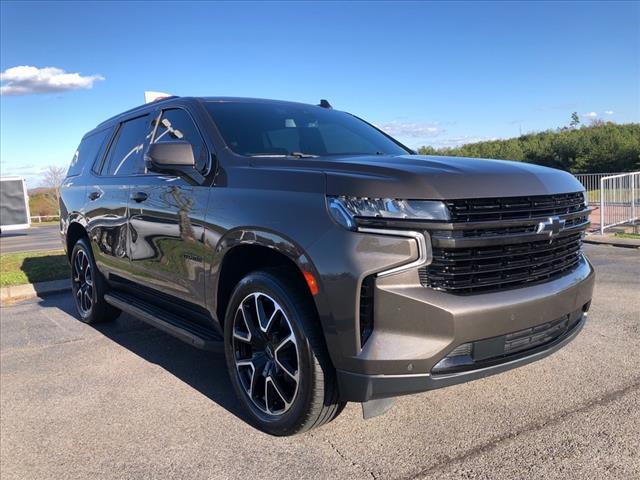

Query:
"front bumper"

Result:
[[338, 311, 586, 401], [334, 254, 595, 402]]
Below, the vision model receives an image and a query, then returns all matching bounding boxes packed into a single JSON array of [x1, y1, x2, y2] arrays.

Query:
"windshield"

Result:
[[204, 101, 410, 157]]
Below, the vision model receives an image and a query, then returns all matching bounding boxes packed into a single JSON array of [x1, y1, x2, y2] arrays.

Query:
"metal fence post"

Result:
[[632, 173, 636, 231], [600, 176, 605, 236]]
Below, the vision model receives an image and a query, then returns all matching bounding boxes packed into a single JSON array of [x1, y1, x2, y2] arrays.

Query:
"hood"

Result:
[[314, 154, 583, 199]]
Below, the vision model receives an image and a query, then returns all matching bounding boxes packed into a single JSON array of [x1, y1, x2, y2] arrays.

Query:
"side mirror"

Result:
[[146, 141, 195, 168], [145, 141, 204, 183]]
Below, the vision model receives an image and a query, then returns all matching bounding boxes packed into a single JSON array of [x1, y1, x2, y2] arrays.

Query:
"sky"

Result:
[[1, 0, 639, 187]]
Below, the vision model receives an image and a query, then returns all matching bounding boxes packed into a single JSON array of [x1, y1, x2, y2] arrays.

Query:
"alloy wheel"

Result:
[[232, 292, 300, 416], [72, 249, 94, 316]]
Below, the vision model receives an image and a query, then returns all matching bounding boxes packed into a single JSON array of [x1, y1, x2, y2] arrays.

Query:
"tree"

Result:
[[569, 112, 580, 128], [415, 123, 640, 173], [40, 165, 66, 213]]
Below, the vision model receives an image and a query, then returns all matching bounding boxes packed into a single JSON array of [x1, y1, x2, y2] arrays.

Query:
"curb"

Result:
[[583, 235, 640, 249], [0, 279, 70, 304]]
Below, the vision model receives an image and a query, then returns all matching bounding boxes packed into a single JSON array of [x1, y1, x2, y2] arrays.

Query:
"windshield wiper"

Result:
[[289, 152, 318, 158], [249, 152, 318, 158]]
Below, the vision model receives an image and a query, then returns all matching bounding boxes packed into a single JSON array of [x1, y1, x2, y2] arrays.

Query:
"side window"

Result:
[[67, 129, 110, 177], [152, 109, 208, 172], [106, 115, 151, 176]]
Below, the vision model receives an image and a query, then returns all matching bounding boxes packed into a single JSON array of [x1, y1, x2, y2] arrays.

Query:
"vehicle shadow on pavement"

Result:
[[35, 294, 253, 427], [94, 317, 252, 423]]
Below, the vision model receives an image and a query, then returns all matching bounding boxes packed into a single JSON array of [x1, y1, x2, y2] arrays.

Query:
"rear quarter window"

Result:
[[67, 128, 111, 177]]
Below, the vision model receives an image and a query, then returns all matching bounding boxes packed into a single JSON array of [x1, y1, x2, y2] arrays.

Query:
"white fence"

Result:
[[30, 215, 60, 223], [599, 172, 639, 235], [574, 173, 622, 204]]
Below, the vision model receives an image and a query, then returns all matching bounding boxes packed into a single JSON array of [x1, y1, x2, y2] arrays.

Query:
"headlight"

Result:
[[327, 196, 450, 230]]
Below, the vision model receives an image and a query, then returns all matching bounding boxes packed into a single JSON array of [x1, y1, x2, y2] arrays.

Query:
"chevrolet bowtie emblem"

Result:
[[536, 216, 566, 238]]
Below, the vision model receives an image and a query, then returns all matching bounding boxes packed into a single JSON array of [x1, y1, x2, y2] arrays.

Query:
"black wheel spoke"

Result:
[[84, 290, 92, 310], [236, 359, 256, 396], [233, 306, 253, 343], [274, 333, 299, 381], [266, 374, 291, 413], [241, 301, 263, 346]]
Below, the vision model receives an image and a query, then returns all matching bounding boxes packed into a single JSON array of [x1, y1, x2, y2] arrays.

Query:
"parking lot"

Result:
[[1, 243, 638, 480], [0, 224, 61, 254]]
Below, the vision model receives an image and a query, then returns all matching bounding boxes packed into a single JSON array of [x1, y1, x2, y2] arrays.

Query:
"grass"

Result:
[[0, 249, 69, 287], [614, 232, 640, 240], [31, 220, 59, 227], [586, 188, 638, 205]]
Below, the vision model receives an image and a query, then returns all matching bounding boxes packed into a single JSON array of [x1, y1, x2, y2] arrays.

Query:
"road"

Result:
[[1, 244, 638, 479], [0, 224, 62, 254]]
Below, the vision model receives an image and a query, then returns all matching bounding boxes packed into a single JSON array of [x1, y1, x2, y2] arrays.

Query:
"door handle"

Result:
[[130, 191, 148, 203], [88, 191, 102, 201]]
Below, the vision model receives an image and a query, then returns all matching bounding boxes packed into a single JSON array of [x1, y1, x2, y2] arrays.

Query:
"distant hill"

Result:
[[418, 123, 640, 173], [28, 187, 58, 217]]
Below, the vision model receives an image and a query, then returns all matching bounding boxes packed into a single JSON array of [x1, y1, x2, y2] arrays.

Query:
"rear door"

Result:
[[126, 107, 212, 309], [85, 115, 151, 282], [61, 126, 112, 244]]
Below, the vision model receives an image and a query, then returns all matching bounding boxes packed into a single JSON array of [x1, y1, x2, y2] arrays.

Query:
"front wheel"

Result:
[[70, 237, 120, 324], [224, 268, 344, 435]]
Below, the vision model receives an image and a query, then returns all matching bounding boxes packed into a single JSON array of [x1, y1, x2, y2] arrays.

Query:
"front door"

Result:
[[126, 108, 212, 309]]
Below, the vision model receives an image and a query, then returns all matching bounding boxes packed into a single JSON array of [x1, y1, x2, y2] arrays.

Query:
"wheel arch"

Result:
[[211, 228, 326, 331], [65, 220, 89, 259]]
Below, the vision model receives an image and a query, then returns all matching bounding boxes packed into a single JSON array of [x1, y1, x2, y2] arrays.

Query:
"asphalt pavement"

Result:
[[0, 224, 62, 254], [1, 244, 638, 480]]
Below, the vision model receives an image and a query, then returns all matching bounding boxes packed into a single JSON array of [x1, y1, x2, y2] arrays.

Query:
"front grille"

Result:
[[419, 191, 589, 295], [420, 231, 583, 294], [445, 191, 585, 222], [433, 214, 589, 239]]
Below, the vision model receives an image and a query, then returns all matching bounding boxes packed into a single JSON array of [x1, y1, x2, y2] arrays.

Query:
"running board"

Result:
[[104, 292, 224, 352]]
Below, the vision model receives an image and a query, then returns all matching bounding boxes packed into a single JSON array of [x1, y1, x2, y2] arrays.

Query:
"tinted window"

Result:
[[152, 109, 208, 172], [205, 102, 409, 157], [106, 115, 150, 176], [68, 129, 110, 177]]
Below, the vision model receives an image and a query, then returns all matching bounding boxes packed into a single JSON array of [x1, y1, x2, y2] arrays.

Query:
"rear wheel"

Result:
[[70, 237, 120, 324], [224, 268, 344, 435]]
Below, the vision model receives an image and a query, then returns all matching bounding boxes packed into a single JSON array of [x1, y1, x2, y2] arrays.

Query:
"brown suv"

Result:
[[60, 96, 595, 435]]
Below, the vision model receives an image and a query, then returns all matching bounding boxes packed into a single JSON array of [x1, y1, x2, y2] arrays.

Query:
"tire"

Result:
[[224, 268, 345, 436], [70, 237, 120, 324]]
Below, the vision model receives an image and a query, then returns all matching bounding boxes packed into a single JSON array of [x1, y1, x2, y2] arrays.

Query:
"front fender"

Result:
[[205, 226, 337, 349]]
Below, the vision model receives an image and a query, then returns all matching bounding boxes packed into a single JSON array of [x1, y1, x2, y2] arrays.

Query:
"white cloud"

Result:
[[582, 111, 598, 119], [0, 65, 104, 96], [604, 110, 614, 115], [379, 120, 445, 138]]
